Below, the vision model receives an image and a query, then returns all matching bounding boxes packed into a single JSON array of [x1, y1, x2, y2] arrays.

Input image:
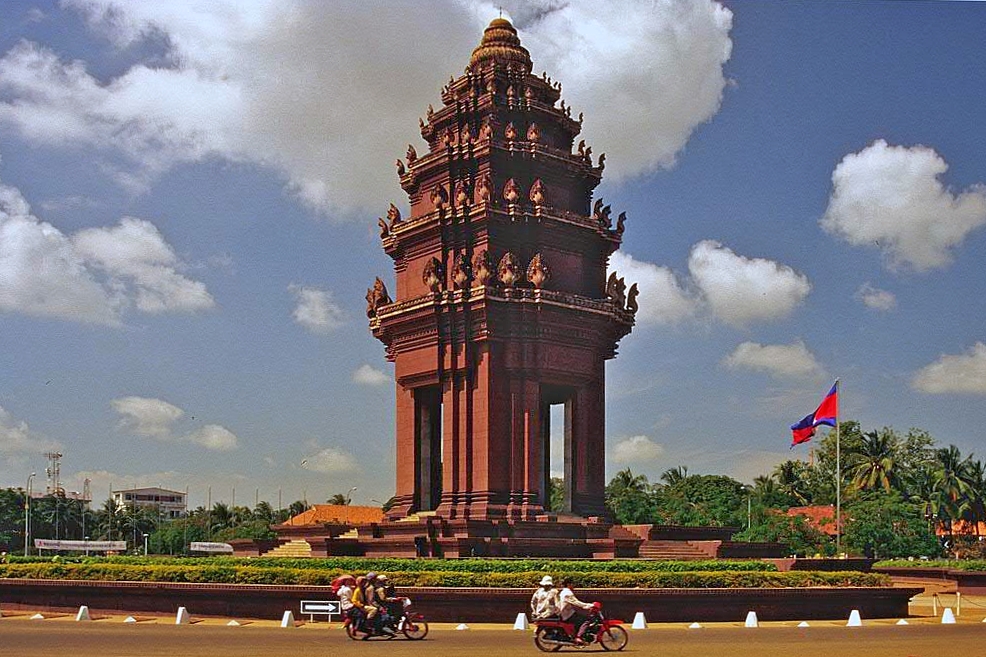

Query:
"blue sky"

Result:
[[1, 1, 984, 508]]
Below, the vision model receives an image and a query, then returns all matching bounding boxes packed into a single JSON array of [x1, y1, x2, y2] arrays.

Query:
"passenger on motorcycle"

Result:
[[375, 574, 404, 624], [530, 575, 560, 620], [334, 575, 357, 624], [557, 578, 597, 645], [352, 571, 395, 637]]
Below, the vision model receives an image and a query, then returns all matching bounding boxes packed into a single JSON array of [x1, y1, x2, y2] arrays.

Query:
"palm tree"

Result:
[[327, 493, 349, 506], [660, 466, 689, 487], [773, 460, 811, 505], [848, 431, 900, 493], [963, 459, 985, 539], [932, 445, 974, 548], [253, 500, 275, 524], [210, 502, 232, 534]]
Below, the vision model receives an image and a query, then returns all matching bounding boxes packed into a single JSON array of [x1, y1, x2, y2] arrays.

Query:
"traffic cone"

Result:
[[631, 612, 647, 629], [846, 609, 862, 627], [941, 608, 956, 624]]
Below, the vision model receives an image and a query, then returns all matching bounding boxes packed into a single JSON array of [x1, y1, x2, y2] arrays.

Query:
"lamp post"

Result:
[[85, 535, 90, 557], [24, 472, 36, 556], [345, 486, 357, 526], [143, 533, 149, 556]]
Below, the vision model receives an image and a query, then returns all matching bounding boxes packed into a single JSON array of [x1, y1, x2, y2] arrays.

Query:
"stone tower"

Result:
[[368, 18, 636, 525]]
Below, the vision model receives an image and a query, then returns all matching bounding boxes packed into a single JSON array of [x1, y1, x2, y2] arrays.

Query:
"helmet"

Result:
[[377, 574, 389, 582], [592, 601, 602, 610], [366, 571, 378, 580]]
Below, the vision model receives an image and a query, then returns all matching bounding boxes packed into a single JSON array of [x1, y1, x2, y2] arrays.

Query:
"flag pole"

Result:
[[835, 378, 841, 557]]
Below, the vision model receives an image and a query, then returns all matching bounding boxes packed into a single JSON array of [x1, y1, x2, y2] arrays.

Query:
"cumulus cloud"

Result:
[[112, 396, 239, 450], [290, 285, 345, 333], [912, 343, 986, 395], [301, 447, 358, 474], [608, 251, 697, 325], [855, 283, 896, 312], [821, 140, 986, 272], [0, 0, 732, 214], [352, 364, 390, 386], [688, 241, 811, 326], [722, 340, 825, 380], [611, 243, 810, 327], [0, 405, 60, 456], [612, 435, 665, 465], [0, 170, 213, 324]]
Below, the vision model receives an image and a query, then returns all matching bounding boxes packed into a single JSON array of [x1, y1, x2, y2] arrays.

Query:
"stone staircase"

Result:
[[261, 539, 312, 558], [394, 511, 438, 523], [638, 540, 711, 561]]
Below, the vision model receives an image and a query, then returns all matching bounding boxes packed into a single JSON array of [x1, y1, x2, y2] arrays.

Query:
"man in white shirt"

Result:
[[530, 575, 560, 619], [557, 578, 597, 645]]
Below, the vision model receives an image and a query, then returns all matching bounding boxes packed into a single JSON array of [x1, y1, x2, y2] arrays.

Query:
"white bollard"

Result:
[[280, 610, 295, 628], [455, 623, 470, 630], [631, 612, 647, 630], [846, 609, 862, 627], [941, 608, 956, 624], [175, 606, 190, 625], [896, 619, 909, 625], [797, 621, 810, 628], [744, 611, 759, 628], [76, 606, 91, 622], [513, 613, 529, 630], [688, 622, 702, 629], [30, 613, 45, 620], [227, 620, 241, 627], [124, 616, 138, 624]]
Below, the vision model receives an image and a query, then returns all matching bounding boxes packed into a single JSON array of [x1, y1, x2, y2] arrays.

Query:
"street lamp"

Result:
[[143, 533, 149, 557], [24, 472, 36, 556], [85, 535, 90, 557], [345, 487, 357, 526]]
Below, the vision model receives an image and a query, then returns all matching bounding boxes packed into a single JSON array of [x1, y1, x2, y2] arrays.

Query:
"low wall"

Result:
[[874, 566, 986, 595], [0, 579, 921, 622]]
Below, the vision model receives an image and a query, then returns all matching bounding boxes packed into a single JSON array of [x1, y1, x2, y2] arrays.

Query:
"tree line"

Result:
[[594, 421, 984, 559]]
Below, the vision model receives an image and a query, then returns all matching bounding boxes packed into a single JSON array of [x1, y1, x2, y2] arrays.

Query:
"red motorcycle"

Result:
[[344, 597, 429, 641], [533, 602, 628, 652]]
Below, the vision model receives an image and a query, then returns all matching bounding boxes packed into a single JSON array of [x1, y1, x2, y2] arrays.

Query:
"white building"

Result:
[[112, 487, 186, 519]]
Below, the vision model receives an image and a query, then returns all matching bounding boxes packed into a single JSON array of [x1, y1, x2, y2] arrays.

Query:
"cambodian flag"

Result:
[[790, 382, 838, 447]]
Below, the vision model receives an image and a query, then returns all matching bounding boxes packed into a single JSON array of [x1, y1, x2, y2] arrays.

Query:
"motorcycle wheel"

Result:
[[533, 627, 563, 653], [345, 623, 361, 641], [402, 618, 429, 640], [598, 625, 629, 652]]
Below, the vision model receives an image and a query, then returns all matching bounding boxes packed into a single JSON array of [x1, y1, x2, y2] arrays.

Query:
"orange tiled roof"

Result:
[[936, 519, 986, 536], [282, 504, 384, 527], [786, 505, 838, 536]]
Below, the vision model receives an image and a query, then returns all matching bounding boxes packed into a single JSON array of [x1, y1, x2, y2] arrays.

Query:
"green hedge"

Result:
[[3, 555, 777, 573], [873, 559, 986, 572], [0, 563, 888, 588]]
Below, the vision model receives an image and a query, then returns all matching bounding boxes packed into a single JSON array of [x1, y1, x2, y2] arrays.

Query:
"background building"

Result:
[[112, 487, 187, 519]]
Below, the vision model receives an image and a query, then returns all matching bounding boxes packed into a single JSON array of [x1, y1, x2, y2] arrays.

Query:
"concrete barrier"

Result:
[[847, 609, 862, 627], [76, 605, 91, 621], [744, 611, 758, 628], [175, 606, 190, 625], [631, 611, 647, 629], [280, 610, 294, 628], [513, 613, 528, 630]]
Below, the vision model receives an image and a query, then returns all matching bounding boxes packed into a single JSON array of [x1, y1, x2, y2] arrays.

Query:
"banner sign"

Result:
[[34, 539, 126, 552], [190, 541, 234, 553]]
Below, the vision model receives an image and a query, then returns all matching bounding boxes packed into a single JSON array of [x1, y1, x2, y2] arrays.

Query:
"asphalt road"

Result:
[[0, 622, 982, 657]]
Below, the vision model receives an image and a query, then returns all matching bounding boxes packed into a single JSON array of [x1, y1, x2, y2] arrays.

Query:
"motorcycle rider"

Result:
[[530, 575, 560, 620], [352, 573, 384, 637], [375, 574, 404, 627], [335, 575, 357, 625], [557, 578, 597, 645]]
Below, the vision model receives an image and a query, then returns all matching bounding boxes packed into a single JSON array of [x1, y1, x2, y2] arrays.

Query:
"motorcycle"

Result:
[[345, 597, 429, 641], [533, 602, 628, 652]]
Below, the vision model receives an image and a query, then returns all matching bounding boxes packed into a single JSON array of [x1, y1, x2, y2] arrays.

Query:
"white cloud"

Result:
[[0, 405, 60, 456], [821, 140, 986, 272], [187, 425, 239, 451], [608, 251, 697, 325], [290, 285, 345, 333], [722, 340, 825, 380], [0, 169, 213, 324], [301, 447, 358, 474], [352, 364, 390, 387], [687, 241, 810, 326], [912, 343, 986, 395], [112, 396, 239, 450], [855, 283, 896, 312], [73, 217, 213, 313], [612, 435, 665, 465], [0, 1, 732, 214], [612, 243, 811, 328]]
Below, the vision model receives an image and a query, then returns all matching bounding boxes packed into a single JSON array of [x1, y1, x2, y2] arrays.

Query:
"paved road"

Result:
[[0, 622, 982, 657]]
